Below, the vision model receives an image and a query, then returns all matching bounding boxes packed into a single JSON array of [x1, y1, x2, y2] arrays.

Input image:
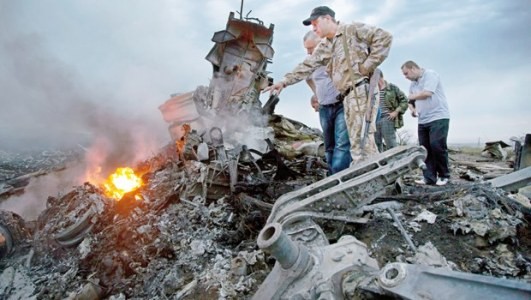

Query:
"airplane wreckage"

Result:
[[1, 8, 531, 300]]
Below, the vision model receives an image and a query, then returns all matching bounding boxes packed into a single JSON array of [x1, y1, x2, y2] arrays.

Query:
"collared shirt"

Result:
[[409, 69, 450, 124], [311, 66, 340, 105], [282, 21, 392, 94]]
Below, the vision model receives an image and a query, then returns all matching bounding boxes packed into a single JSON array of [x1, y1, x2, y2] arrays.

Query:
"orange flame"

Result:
[[103, 167, 143, 200]]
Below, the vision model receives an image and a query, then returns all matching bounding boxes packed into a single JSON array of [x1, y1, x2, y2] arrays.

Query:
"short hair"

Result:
[[401, 60, 420, 69], [303, 30, 320, 42]]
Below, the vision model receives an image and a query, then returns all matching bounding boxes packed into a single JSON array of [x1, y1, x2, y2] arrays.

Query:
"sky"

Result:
[[1, 0, 530, 152]]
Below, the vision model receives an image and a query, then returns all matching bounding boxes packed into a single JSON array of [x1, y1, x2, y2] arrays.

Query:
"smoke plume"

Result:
[[0, 4, 168, 218]]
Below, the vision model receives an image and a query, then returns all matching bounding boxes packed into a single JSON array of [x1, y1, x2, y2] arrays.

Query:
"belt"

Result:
[[320, 101, 342, 108], [336, 78, 370, 101]]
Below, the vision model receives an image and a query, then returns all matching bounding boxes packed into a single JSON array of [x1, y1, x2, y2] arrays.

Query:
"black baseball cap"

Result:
[[302, 6, 335, 26]]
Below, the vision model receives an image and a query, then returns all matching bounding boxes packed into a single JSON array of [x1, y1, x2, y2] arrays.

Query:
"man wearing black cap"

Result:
[[264, 6, 393, 165]]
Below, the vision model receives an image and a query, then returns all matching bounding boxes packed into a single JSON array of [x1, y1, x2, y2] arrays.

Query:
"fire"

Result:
[[103, 167, 143, 200]]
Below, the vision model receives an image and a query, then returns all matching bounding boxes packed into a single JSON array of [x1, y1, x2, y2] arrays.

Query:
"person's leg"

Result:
[[319, 106, 335, 175], [343, 85, 378, 165], [418, 122, 437, 184], [429, 119, 450, 179], [330, 105, 352, 173], [381, 118, 398, 150], [343, 93, 364, 165], [375, 119, 384, 152]]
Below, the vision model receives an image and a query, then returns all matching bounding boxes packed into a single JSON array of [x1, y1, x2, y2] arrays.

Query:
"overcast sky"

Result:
[[1, 0, 530, 149]]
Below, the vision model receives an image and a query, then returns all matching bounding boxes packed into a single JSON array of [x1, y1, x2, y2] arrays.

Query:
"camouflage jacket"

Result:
[[282, 22, 392, 94], [381, 81, 409, 129]]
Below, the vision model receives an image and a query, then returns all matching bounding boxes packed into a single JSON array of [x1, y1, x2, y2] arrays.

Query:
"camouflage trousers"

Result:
[[342, 83, 379, 165]]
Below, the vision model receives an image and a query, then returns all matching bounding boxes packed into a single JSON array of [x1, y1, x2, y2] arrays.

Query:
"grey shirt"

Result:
[[409, 69, 450, 124], [311, 66, 340, 105]]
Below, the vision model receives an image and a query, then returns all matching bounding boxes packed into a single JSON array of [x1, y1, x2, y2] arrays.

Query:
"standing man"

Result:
[[374, 72, 409, 152], [264, 6, 393, 165], [304, 31, 351, 175], [401, 61, 450, 186]]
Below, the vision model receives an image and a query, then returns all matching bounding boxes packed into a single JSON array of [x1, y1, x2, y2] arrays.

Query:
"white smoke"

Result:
[[0, 3, 169, 219]]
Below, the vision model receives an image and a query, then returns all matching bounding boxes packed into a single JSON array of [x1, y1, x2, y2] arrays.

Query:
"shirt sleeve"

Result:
[[355, 23, 393, 74], [422, 70, 439, 93], [282, 41, 329, 86]]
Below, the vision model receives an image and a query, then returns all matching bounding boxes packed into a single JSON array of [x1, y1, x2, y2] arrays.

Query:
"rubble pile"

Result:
[[357, 181, 530, 277], [1, 141, 530, 299], [0, 142, 327, 299]]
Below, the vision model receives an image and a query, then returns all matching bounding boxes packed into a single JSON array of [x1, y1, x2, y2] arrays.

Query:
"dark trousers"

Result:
[[418, 119, 450, 184]]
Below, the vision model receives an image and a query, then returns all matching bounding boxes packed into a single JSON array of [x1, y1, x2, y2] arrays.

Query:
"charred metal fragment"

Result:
[[266, 146, 427, 233], [238, 145, 265, 181], [235, 193, 272, 212], [54, 206, 96, 248], [372, 262, 531, 299], [159, 10, 275, 143], [488, 166, 531, 193], [210, 127, 228, 163], [261, 94, 279, 115], [0, 210, 31, 259], [175, 125, 203, 161], [261, 139, 300, 181], [205, 161, 232, 200], [205, 11, 274, 112], [386, 207, 417, 252], [30, 183, 111, 258], [254, 222, 379, 299], [482, 140, 510, 160], [0, 225, 12, 259], [159, 92, 201, 141], [513, 134, 531, 171]]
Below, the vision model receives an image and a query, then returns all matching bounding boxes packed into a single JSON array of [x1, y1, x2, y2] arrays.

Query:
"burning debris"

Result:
[[102, 167, 143, 200], [1, 7, 531, 300]]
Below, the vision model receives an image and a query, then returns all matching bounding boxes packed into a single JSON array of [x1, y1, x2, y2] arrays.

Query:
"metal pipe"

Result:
[[386, 208, 417, 252], [257, 223, 299, 269]]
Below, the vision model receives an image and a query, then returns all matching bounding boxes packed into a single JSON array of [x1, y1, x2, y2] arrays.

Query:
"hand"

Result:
[[387, 111, 399, 120], [359, 63, 369, 76], [410, 109, 418, 118], [263, 82, 285, 96], [310, 95, 319, 112], [408, 93, 416, 101]]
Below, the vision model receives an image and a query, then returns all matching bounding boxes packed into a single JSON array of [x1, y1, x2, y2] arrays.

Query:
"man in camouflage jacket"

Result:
[[375, 72, 409, 152], [264, 6, 393, 165]]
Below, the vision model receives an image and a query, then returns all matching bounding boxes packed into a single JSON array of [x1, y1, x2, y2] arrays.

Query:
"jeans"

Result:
[[319, 103, 352, 174], [418, 119, 450, 184]]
